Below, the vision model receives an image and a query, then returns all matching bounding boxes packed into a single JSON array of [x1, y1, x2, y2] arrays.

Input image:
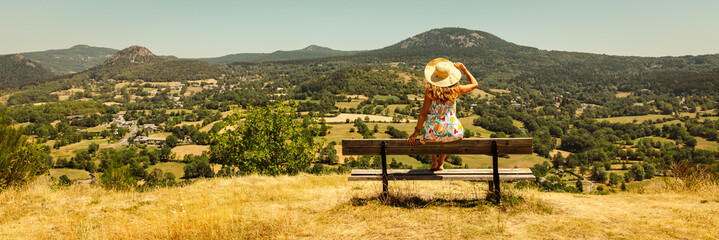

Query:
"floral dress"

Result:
[[421, 100, 464, 142]]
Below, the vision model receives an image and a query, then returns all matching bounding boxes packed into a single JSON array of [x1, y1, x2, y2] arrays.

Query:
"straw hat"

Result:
[[424, 58, 462, 87]]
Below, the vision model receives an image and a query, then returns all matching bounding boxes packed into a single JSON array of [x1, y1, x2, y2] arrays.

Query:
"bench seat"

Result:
[[348, 168, 535, 181]]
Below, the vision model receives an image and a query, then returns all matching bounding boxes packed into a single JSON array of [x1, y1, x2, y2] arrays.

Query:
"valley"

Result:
[[1, 28, 718, 238]]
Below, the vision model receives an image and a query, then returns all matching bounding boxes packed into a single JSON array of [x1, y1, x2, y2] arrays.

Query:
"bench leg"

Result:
[[381, 141, 388, 198], [491, 140, 501, 204]]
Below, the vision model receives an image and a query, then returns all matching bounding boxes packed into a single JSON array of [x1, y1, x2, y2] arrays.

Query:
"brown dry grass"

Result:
[[1, 175, 718, 239], [171, 145, 209, 160]]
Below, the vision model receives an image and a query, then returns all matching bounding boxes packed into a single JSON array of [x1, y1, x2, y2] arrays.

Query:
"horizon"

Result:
[[1, 0, 719, 58]]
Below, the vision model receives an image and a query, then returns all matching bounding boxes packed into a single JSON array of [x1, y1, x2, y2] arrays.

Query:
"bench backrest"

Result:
[[342, 138, 533, 156]]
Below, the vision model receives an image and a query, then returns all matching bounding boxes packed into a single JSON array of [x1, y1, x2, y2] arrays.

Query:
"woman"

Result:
[[407, 58, 478, 170]]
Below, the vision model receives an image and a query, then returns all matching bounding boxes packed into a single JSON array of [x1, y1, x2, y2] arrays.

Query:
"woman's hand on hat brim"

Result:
[[454, 62, 466, 71]]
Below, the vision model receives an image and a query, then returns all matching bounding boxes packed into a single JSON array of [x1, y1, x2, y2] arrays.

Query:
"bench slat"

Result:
[[342, 138, 532, 155], [350, 168, 533, 175], [348, 169, 535, 181]]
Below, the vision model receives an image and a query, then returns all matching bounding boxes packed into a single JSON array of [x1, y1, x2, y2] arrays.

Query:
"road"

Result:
[[101, 123, 137, 149]]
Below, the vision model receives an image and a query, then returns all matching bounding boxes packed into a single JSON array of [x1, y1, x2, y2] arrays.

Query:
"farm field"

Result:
[[171, 145, 210, 160], [48, 168, 91, 180], [174, 120, 203, 127], [334, 99, 363, 109], [654, 119, 683, 127], [323, 113, 401, 123], [615, 91, 632, 98], [148, 162, 187, 179], [469, 89, 493, 99], [696, 137, 719, 151], [639, 136, 676, 145], [50, 138, 113, 160], [596, 114, 672, 123], [82, 125, 109, 132], [200, 120, 220, 132], [148, 132, 172, 138]]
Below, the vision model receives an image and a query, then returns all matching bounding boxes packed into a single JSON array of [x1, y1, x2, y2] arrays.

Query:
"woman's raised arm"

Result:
[[455, 62, 478, 94]]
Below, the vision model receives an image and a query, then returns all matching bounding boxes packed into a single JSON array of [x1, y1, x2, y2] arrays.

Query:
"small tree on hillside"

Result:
[[590, 164, 608, 184], [166, 135, 179, 148], [630, 164, 645, 181], [209, 102, 318, 176], [609, 172, 620, 186]]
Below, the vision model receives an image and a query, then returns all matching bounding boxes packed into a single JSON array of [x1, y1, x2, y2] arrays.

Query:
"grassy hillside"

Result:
[[20, 45, 118, 74], [2, 175, 717, 239], [0, 54, 56, 89]]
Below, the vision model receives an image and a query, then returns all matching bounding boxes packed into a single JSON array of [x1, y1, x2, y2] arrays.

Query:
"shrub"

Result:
[[629, 164, 645, 181], [184, 155, 214, 179], [609, 172, 620, 186], [0, 122, 51, 191], [311, 163, 325, 174], [100, 166, 136, 191], [58, 175, 73, 186], [210, 102, 318, 175]]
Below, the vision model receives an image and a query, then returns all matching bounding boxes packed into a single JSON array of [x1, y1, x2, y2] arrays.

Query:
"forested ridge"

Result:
[[0, 54, 56, 89]]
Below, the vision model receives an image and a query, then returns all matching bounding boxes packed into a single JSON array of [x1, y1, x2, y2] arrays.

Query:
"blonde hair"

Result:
[[425, 82, 460, 103]]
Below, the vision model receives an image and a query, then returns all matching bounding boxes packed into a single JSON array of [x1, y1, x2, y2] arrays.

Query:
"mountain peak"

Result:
[[70, 44, 91, 49], [386, 27, 511, 50], [300, 45, 331, 51], [102, 45, 160, 65]]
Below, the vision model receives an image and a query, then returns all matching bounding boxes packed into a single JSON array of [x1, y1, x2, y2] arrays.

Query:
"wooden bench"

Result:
[[342, 138, 534, 203]]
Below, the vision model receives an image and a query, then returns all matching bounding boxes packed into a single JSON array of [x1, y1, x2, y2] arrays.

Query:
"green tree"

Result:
[[576, 180, 584, 192], [318, 141, 339, 164], [209, 102, 318, 175], [100, 165, 136, 191], [184, 155, 214, 179], [0, 120, 51, 191], [58, 175, 73, 186], [642, 162, 656, 180], [629, 164, 645, 181], [88, 142, 100, 154], [609, 172, 620, 186], [530, 161, 552, 178], [166, 135, 179, 148], [591, 164, 608, 183]]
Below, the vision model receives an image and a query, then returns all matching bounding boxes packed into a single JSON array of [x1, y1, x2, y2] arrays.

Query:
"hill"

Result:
[[198, 45, 357, 64], [20, 45, 118, 75], [0, 54, 56, 89], [344, 27, 719, 96], [68, 45, 222, 82], [1, 174, 717, 239]]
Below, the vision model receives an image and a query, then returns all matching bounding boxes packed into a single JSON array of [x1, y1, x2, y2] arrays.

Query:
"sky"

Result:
[[1, 0, 718, 58]]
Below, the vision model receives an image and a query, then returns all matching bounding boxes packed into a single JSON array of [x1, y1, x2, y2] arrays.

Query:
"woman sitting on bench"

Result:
[[407, 58, 479, 170]]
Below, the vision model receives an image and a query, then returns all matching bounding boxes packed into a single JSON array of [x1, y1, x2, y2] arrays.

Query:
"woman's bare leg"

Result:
[[431, 155, 438, 170], [437, 154, 447, 170]]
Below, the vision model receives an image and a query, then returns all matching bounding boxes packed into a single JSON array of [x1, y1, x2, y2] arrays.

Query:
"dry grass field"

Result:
[[489, 88, 511, 94], [323, 113, 404, 123], [696, 137, 719, 151], [171, 145, 210, 160], [148, 162, 187, 179], [48, 168, 91, 180], [597, 114, 672, 124], [615, 91, 633, 98], [469, 89, 494, 99], [199, 121, 220, 132], [1, 175, 717, 239], [50, 139, 112, 160]]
